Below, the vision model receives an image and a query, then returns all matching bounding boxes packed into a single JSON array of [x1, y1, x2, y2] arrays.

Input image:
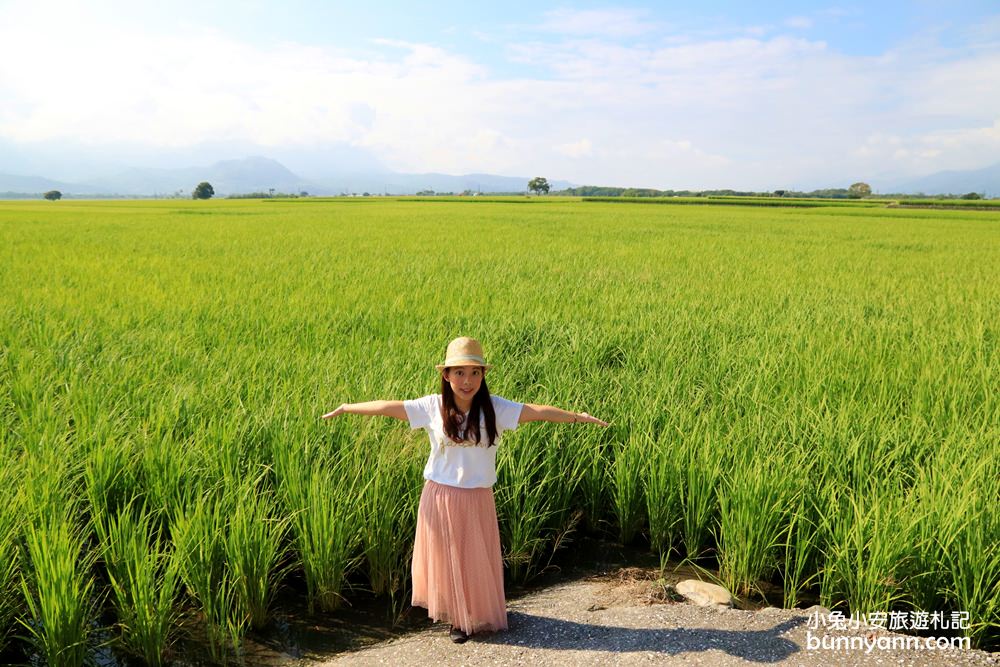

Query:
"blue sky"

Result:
[[1, 0, 999, 189], [119, 1, 990, 58]]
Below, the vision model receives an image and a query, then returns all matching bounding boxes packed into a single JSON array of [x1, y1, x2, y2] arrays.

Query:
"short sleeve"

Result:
[[492, 396, 523, 433], [403, 395, 438, 430]]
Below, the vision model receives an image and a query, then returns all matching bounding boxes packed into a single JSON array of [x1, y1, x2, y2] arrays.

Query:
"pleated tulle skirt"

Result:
[[411, 479, 508, 635]]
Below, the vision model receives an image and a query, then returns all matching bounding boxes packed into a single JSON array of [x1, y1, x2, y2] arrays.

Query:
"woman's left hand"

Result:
[[575, 412, 610, 427]]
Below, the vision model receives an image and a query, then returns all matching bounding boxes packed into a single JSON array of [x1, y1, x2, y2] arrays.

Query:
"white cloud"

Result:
[[537, 8, 658, 38], [785, 16, 814, 30], [555, 138, 593, 158], [0, 9, 502, 172], [857, 120, 1000, 173], [498, 24, 1000, 186], [0, 3, 999, 188]]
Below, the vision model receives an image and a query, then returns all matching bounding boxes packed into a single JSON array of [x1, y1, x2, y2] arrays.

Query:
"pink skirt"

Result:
[[411, 479, 508, 635]]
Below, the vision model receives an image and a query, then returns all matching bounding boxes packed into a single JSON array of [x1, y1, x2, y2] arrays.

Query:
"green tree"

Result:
[[43, 190, 62, 201], [848, 182, 872, 198], [192, 182, 215, 200], [960, 192, 982, 200], [528, 177, 550, 195]]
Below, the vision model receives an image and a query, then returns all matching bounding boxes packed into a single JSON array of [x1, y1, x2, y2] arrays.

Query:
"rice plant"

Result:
[[937, 461, 1000, 646], [577, 429, 610, 533], [605, 428, 646, 550], [1, 197, 998, 653], [92, 502, 180, 666], [716, 454, 798, 600], [495, 431, 560, 583], [818, 485, 914, 614], [0, 462, 23, 654], [901, 449, 965, 616], [643, 438, 684, 559], [170, 489, 247, 664], [19, 508, 99, 667], [277, 452, 363, 613], [223, 472, 291, 630], [780, 492, 821, 609], [84, 435, 142, 533], [140, 431, 201, 523], [537, 425, 589, 567], [679, 432, 723, 561], [357, 437, 423, 606]]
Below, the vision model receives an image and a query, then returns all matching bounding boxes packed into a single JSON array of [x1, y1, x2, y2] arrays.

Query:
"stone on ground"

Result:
[[675, 579, 734, 609]]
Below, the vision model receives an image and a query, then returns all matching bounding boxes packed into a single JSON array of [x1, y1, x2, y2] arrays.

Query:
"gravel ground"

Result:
[[314, 570, 999, 667]]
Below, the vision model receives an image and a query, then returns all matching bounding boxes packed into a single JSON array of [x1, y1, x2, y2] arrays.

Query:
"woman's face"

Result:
[[444, 366, 484, 405]]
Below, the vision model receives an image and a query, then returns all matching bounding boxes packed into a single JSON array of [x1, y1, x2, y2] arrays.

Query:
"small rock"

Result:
[[801, 604, 831, 616], [675, 579, 734, 609]]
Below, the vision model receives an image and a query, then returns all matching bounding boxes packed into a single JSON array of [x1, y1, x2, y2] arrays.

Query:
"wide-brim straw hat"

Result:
[[435, 336, 493, 372]]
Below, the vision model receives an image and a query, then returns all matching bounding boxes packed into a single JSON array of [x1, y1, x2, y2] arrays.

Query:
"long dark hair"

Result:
[[441, 370, 498, 447]]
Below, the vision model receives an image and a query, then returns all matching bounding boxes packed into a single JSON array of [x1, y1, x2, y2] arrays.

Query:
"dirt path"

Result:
[[314, 569, 998, 667]]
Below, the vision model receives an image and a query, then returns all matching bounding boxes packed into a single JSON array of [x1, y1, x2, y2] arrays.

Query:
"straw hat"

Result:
[[435, 336, 493, 372]]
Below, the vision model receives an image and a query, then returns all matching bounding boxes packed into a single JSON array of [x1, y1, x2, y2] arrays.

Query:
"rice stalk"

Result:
[[278, 453, 363, 613], [18, 508, 99, 667], [611, 431, 647, 545], [223, 472, 291, 630], [0, 461, 24, 654], [780, 492, 821, 609], [680, 431, 722, 561], [93, 502, 180, 666], [818, 485, 913, 614], [495, 431, 558, 583], [717, 454, 798, 600], [170, 489, 247, 664], [643, 435, 684, 560], [357, 437, 423, 605]]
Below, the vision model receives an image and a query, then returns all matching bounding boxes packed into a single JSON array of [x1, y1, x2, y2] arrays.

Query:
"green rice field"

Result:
[[1, 197, 998, 663]]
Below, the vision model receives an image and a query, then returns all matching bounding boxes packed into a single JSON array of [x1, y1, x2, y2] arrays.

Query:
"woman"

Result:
[[322, 336, 608, 643]]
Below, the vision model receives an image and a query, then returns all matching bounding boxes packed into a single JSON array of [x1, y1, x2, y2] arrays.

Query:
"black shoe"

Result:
[[449, 626, 469, 644]]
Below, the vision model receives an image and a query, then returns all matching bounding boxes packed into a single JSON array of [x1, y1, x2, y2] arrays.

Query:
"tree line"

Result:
[[551, 185, 876, 199], [549, 183, 987, 200], [25, 180, 990, 201]]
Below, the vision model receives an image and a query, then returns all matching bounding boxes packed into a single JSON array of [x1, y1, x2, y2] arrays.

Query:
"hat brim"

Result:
[[436, 363, 493, 372]]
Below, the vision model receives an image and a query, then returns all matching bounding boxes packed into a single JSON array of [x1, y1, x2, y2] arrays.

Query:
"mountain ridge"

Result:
[[0, 157, 573, 196], [883, 162, 1000, 196], [6, 156, 997, 197]]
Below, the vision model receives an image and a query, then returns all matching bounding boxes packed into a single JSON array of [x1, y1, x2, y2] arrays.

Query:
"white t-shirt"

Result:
[[403, 394, 524, 489]]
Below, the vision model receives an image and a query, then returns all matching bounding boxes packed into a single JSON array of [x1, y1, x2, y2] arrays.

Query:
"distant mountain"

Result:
[[0, 172, 93, 194], [318, 172, 574, 195], [887, 162, 1000, 196], [87, 156, 318, 195], [0, 157, 573, 196]]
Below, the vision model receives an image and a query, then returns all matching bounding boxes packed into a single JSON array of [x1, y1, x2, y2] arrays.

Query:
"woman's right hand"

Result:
[[321, 404, 348, 419]]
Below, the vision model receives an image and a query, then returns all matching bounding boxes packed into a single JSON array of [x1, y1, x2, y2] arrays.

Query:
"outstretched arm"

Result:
[[518, 403, 609, 426], [322, 400, 407, 421]]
